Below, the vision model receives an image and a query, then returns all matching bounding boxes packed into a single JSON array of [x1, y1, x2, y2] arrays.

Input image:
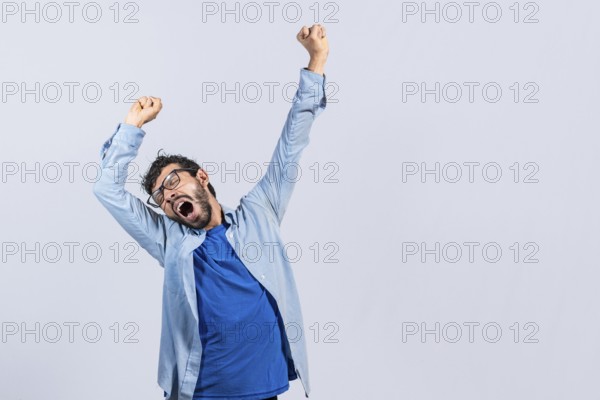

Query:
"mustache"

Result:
[[173, 194, 193, 203]]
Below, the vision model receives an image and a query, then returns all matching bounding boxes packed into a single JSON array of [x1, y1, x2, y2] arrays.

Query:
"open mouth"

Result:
[[175, 200, 194, 219]]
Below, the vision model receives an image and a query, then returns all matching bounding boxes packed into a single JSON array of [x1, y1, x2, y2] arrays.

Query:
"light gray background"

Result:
[[1, 0, 599, 399]]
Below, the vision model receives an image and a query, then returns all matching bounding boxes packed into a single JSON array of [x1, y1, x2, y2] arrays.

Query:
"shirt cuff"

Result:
[[298, 68, 327, 109], [300, 67, 326, 89]]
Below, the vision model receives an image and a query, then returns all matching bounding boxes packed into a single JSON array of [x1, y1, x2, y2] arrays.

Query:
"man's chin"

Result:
[[178, 217, 207, 230], [177, 212, 211, 230]]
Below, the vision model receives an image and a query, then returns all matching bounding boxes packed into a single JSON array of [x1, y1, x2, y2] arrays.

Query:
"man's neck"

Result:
[[204, 201, 224, 231]]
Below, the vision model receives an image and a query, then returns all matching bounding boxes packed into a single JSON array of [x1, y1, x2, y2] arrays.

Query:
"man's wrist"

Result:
[[124, 119, 144, 129], [307, 56, 327, 76]]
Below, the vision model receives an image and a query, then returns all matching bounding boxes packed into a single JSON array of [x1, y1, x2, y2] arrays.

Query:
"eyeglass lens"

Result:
[[153, 171, 181, 205]]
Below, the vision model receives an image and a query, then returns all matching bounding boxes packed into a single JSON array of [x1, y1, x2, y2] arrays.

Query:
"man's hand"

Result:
[[125, 96, 163, 128], [297, 24, 329, 76]]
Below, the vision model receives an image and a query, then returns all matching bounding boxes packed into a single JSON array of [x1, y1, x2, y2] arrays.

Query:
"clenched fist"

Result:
[[297, 24, 329, 76], [125, 96, 163, 128]]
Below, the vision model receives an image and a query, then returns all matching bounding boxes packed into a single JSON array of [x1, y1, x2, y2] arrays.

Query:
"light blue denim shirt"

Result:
[[93, 68, 327, 400]]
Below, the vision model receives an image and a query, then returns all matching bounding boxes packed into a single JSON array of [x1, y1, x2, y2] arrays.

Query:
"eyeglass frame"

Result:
[[147, 167, 198, 208]]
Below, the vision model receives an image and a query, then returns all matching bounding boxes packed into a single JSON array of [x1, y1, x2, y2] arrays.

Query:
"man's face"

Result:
[[152, 163, 213, 230]]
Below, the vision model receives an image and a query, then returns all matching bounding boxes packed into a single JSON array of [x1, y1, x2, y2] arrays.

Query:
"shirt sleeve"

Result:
[[244, 67, 328, 225], [93, 122, 168, 267]]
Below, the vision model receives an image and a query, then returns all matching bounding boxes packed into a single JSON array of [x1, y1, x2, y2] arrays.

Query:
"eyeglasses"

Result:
[[147, 168, 198, 208]]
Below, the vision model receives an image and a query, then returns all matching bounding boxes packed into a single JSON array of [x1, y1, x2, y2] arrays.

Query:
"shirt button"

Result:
[[260, 274, 266, 280]]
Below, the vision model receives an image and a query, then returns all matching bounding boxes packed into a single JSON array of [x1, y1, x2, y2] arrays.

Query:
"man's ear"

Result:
[[196, 168, 209, 186]]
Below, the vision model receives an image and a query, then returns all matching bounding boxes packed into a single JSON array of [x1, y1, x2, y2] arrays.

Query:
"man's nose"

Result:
[[164, 188, 178, 203]]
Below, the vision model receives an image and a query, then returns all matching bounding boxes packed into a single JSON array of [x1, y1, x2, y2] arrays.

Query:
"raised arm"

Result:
[[245, 24, 329, 225], [93, 97, 169, 267]]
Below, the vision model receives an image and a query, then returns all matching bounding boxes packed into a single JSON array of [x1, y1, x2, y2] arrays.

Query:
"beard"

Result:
[[171, 184, 213, 230]]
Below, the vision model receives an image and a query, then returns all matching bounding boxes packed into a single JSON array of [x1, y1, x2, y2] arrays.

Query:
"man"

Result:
[[93, 24, 329, 400]]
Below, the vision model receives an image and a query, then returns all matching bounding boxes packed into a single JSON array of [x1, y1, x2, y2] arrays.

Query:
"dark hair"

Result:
[[140, 149, 216, 198]]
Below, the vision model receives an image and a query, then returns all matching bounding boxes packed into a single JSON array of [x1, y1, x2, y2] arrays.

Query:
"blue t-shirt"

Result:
[[192, 220, 296, 399]]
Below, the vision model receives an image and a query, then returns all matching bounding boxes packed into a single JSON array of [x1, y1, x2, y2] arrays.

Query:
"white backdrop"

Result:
[[1, 1, 599, 399]]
